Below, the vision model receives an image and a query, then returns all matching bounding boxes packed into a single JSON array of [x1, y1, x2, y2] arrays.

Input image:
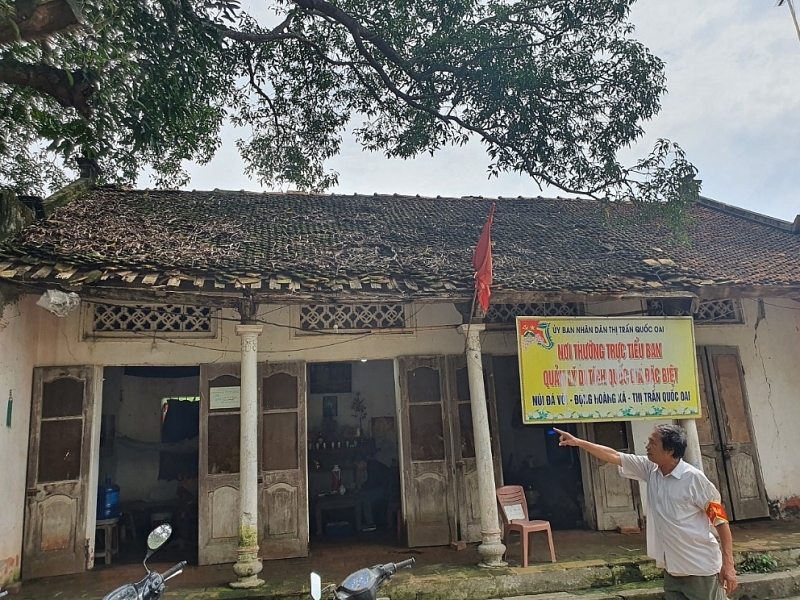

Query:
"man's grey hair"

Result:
[[654, 424, 687, 460]]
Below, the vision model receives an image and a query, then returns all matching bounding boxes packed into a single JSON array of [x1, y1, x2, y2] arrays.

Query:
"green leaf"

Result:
[[0, 0, 695, 212]]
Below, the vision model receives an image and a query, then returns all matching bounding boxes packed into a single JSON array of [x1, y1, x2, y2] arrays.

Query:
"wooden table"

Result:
[[314, 492, 361, 536]]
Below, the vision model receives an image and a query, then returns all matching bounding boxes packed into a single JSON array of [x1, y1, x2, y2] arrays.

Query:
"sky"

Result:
[[165, 0, 800, 223]]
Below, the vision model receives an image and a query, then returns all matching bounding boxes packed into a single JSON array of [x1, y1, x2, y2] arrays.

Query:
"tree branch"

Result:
[[0, 0, 82, 45], [281, 1, 600, 198], [293, 0, 409, 71], [244, 53, 284, 144], [0, 57, 94, 117], [220, 13, 295, 44], [335, 22, 602, 198], [222, 0, 628, 199]]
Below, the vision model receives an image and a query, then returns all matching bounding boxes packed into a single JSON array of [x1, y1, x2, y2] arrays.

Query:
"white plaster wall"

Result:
[[585, 298, 800, 515], [41, 303, 467, 366], [695, 298, 800, 510], [33, 296, 800, 514], [0, 295, 40, 586], [478, 297, 800, 517]]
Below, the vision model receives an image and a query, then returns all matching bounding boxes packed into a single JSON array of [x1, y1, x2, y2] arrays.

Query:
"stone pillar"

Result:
[[678, 418, 704, 472], [231, 323, 264, 588], [458, 324, 507, 568]]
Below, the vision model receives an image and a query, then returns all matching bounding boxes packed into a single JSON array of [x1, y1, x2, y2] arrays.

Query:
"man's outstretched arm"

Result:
[[553, 428, 622, 466]]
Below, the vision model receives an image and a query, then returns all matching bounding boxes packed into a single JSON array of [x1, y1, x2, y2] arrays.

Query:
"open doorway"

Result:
[[491, 356, 586, 530], [306, 360, 401, 548], [98, 366, 200, 566]]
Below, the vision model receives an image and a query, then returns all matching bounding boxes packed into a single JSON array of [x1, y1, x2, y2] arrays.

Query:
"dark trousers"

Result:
[[664, 572, 728, 600], [361, 487, 384, 526]]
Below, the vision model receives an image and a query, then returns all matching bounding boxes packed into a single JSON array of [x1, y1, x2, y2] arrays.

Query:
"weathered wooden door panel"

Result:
[[259, 361, 308, 559], [398, 356, 454, 547], [581, 421, 640, 531], [414, 467, 451, 524], [447, 356, 479, 543], [696, 351, 732, 511], [209, 486, 239, 540], [481, 356, 505, 489], [199, 364, 241, 565], [23, 366, 95, 580], [262, 482, 298, 535], [703, 347, 769, 520]]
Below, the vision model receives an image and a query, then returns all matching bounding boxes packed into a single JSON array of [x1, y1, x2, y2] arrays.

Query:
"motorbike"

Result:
[[103, 524, 186, 600], [310, 557, 415, 600]]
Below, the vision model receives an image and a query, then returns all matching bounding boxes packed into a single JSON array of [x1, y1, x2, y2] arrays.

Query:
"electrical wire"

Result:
[[124, 328, 377, 353]]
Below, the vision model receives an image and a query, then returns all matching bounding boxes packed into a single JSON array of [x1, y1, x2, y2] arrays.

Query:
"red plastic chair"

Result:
[[496, 485, 556, 566]]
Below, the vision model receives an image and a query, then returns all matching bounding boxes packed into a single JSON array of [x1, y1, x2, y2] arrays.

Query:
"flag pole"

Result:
[[464, 286, 479, 353], [466, 202, 495, 353]]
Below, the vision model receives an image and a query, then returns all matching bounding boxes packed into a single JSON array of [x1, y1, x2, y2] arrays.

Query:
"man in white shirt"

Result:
[[554, 424, 737, 600]]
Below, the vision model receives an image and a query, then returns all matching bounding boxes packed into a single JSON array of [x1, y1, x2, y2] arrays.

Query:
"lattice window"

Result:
[[87, 303, 217, 337], [300, 304, 406, 331], [486, 302, 584, 324], [646, 299, 743, 324], [645, 299, 692, 317], [694, 299, 743, 324]]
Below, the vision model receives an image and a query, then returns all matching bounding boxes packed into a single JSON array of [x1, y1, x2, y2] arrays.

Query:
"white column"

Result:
[[678, 418, 704, 472], [458, 324, 506, 567], [231, 323, 264, 589]]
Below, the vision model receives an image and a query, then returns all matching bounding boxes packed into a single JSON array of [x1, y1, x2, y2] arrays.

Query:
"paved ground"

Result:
[[10, 519, 800, 599]]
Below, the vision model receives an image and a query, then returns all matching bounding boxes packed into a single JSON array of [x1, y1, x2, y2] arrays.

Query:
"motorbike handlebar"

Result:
[[382, 557, 415, 576], [394, 558, 415, 571], [161, 561, 187, 581]]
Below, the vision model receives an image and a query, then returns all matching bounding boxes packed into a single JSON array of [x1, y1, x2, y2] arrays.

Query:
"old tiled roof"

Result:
[[1, 187, 799, 300]]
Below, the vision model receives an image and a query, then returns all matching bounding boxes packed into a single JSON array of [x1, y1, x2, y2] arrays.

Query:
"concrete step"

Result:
[[498, 566, 800, 600], [376, 544, 800, 600], [148, 565, 800, 600]]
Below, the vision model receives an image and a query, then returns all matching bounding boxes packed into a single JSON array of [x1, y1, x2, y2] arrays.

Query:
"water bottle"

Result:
[[97, 476, 120, 520]]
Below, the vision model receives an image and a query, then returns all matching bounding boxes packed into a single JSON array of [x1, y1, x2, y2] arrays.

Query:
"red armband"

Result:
[[705, 501, 729, 526]]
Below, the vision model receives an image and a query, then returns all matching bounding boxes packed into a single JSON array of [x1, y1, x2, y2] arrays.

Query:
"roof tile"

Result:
[[0, 188, 798, 297]]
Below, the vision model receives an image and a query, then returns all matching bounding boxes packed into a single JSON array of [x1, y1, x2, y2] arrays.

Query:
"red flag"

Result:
[[472, 203, 496, 313]]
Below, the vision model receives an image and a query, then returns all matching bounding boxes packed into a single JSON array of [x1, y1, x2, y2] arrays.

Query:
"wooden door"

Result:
[[446, 356, 505, 543], [398, 356, 454, 547], [259, 361, 308, 559], [23, 366, 95, 580], [579, 421, 640, 531], [699, 347, 769, 520], [446, 355, 480, 543], [481, 356, 505, 489], [198, 364, 241, 565], [695, 349, 732, 511]]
